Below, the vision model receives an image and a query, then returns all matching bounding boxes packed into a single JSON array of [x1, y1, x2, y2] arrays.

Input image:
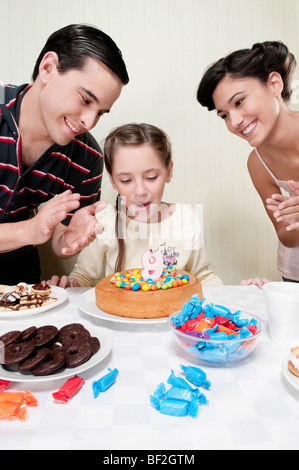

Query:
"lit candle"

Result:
[[141, 232, 163, 281]]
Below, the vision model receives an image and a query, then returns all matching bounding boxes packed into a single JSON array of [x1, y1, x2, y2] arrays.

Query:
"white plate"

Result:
[[0, 321, 112, 382], [0, 285, 68, 319], [78, 288, 167, 325], [282, 354, 299, 391]]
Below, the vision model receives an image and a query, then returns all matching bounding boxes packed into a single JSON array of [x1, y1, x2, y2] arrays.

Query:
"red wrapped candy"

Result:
[[0, 380, 11, 392], [52, 375, 85, 403]]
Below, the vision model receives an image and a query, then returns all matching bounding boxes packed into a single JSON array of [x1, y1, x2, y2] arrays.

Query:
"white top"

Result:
[[255, 148, 299, 281], [69, 203, 222, 286]]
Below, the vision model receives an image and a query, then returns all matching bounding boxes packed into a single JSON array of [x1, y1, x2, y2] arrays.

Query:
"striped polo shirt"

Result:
[[0, 83, 103, 227]]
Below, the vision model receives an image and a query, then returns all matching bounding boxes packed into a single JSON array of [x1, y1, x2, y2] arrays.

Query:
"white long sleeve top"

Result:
[[69, 203, 222, 287]]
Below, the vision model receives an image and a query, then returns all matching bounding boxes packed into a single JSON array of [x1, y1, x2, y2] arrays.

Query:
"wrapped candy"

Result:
[[153, 382, 201, 402], [167, 369, 193, 390], [203, 303, 233, 318], [92, 368, 119, 398], [0, 400, 27, 421], [150, 365, 210, 418], [171, 295, 205, 327], [0, 390, 38, 421], [150, 395, 199, 418], [0, 380, 11, 392], [0, 390, 37, 406], [180, 364, 211, 389], [52, 375, 85, 403]]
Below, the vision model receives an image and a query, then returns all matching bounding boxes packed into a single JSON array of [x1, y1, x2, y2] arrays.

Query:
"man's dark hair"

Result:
[[32, 23, 129, 85]]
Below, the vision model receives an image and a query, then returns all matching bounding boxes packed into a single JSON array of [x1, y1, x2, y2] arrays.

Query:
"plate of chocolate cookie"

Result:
[[0, 283, 68, 319], [0, 321, 113, 382]]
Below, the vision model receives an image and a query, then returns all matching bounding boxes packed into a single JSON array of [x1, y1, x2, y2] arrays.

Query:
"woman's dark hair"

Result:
[[197, 41, 296, 111], [104, 123, 172, 272], [32, 23, 129, 85]]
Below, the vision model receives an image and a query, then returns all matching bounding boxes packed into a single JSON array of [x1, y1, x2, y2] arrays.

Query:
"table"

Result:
[[0, 285, 298, 451]]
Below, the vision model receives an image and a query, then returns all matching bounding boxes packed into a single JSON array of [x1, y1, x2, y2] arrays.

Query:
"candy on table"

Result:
[[110, 268, 189, 292], [150, 395, 199, 418], [92, 368, 119, 398], [150, 367, 210, 418], [0, 390, 38, 421], [0, 379, 11, 392], [52, 375, 85, 403], [180, 364, 211, 389]]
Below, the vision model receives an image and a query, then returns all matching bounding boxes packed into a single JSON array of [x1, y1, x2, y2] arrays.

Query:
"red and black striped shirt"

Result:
[[0, 84, 103, 226]]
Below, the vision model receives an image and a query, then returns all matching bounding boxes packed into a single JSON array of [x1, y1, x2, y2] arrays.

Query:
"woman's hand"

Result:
[[266, 180, 299, 231], [241, 277, 271, 289]]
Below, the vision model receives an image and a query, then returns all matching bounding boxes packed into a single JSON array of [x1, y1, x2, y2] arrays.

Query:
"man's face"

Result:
[[38, 55, 123, 146]]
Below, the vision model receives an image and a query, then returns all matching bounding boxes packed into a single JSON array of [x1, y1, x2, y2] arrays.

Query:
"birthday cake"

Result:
[[95, 268, 203, 319]]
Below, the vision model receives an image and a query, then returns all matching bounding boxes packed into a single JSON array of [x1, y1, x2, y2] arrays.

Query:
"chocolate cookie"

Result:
[[0, 330, 22, 348], [64, 340, 92, 368], [58, 323, 91, 346], [90, 336, 101, 355], [3, 340, 36, 365], [31, 348, 65, 376], [18, 347, 50, 371], [34, 325, 58, 348], [20, 326, 37, 342]]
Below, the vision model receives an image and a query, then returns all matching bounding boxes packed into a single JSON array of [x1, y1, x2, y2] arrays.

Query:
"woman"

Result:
[[197, 41, 299, 282]]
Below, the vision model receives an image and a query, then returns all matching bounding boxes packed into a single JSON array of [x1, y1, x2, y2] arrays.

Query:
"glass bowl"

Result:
[[168, 308, 264, 366]]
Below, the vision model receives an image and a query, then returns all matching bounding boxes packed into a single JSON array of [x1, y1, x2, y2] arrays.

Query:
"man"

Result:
[[0, 24, 129, 284]]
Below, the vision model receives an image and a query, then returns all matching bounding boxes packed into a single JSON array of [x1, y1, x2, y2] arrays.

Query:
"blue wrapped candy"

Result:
[[180, 364, 211, 389], [92, 368, 119, 398], [150, 365, 210, 418], [172, 295, 205, 327], [167, 369, 193, 390], [150, 395, 199, 418]]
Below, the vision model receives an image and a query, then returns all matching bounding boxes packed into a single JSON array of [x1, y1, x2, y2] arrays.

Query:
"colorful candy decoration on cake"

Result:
[[110, 267, 190, 292]]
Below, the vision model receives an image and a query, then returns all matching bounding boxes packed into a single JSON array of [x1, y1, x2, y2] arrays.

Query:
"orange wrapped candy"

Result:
[[0, 390, 38, 421], [194, 317, 215, 332]]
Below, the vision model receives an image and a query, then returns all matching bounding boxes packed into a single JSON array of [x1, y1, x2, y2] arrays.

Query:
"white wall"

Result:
[[2, 0, 299, 283]]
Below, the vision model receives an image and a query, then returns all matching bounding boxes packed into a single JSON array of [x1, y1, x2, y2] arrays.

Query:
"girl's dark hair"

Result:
[[103, 123, 172, 272], [197, 41, 296, 111], [32, 23, 129, 85]]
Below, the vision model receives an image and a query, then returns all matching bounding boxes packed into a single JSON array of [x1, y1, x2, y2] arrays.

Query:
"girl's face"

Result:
[[109, 144, 173, 222], [212, 74, 282, 147]]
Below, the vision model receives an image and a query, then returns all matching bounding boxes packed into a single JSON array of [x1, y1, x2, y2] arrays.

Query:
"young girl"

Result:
[[50, 123, 222, 288], [197, 41, 299, 283]]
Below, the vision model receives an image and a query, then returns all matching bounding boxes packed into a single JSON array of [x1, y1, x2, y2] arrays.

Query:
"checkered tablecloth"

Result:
[[0, 285, 298, 451]]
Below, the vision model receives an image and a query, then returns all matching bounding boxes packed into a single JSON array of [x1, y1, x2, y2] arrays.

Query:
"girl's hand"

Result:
[[241, 277, 271, 289], [47, 275, 81, 288]]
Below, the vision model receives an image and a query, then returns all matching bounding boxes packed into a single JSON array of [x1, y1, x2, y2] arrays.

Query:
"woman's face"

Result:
[[212, 75, 281, 147]]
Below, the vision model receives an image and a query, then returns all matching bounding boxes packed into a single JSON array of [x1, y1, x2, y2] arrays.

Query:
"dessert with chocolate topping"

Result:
[[0, 282, 56, 311]]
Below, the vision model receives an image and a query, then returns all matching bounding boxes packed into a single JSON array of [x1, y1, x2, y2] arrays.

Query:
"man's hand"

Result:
[[52, 200, 107, 257], [27, 190, 81, 245]]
